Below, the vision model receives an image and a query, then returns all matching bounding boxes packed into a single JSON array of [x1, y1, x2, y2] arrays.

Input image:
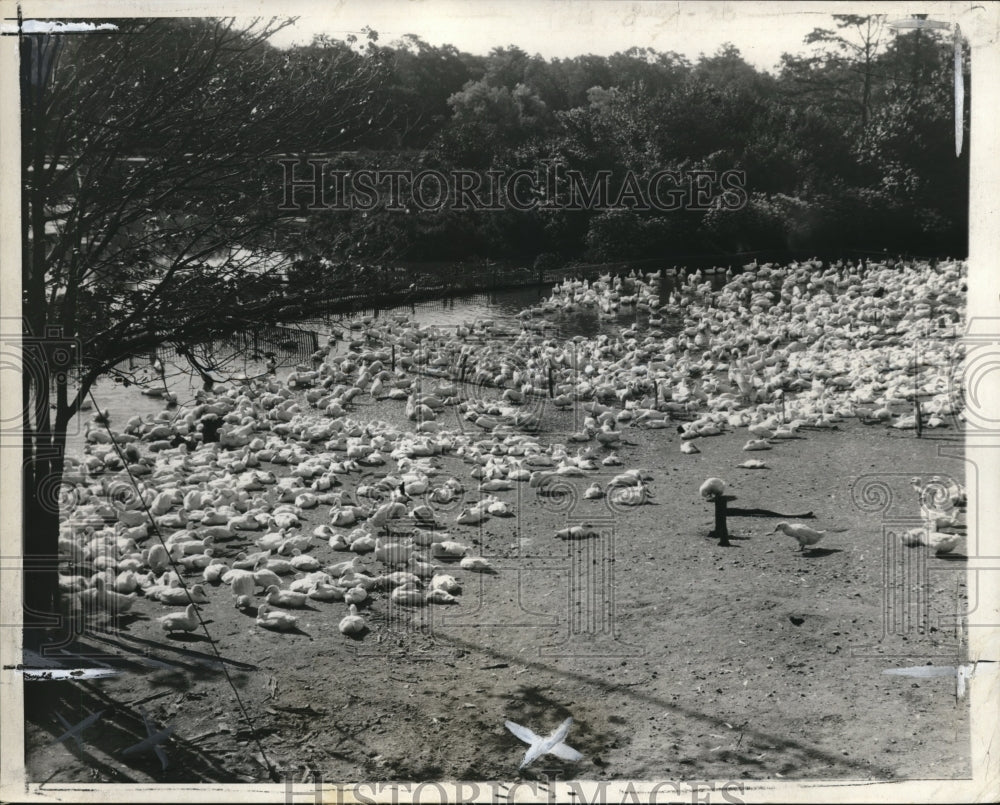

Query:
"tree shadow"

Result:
[[25, 680, 242, 784], [161, 632, 214, 644], [79, 630, 257, 672], [430, 632, 901, 781], [257, 624, 313, 637]]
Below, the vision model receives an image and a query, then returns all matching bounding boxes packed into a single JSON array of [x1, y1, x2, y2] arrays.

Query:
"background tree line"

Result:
[[291, 15, 969, 270]]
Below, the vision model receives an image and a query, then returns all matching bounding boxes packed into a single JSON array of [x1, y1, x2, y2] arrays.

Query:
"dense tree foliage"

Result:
[[296, 14, 967, 265]]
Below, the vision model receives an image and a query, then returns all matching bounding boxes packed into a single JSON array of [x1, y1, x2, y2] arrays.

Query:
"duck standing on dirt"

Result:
[[773, 521, 826, 552]]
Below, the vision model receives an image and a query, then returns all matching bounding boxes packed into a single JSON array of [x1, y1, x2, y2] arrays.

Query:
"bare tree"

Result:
[[20, 17, 386, 627], [781, 14, 888, 129]]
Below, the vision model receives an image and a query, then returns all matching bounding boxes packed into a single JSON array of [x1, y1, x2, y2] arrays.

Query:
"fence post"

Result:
[[714, 497, 730, 546], [708, 495, 736, 547]]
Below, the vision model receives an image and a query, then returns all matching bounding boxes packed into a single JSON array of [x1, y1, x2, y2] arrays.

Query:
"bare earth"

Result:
[[23, 412, 969, 786]]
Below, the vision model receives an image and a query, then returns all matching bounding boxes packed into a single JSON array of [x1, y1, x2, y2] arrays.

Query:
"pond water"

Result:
[[299, 284, 557, 333], [303, 269, 729, 337], [67, 271, 729, 454]]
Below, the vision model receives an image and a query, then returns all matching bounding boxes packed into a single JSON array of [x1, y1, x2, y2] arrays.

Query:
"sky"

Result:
[[6, 1, 969, 73], [263, 1, 858, 73]]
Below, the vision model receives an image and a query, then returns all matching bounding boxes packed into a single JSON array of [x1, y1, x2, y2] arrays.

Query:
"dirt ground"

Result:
[[22, 409, 969, 786]]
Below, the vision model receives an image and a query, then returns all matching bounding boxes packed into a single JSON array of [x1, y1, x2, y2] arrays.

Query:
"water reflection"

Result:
[[302, 271, 728, 341]]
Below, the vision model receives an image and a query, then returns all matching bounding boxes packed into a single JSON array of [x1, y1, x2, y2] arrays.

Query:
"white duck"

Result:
[[460, 555, 498, 574], [430, 574, 461, 594], [431, 540, 469, 561], [899, 527, 927, 547], [555, 524, 599, 540], [158, 604, 199, 636], [262, 555, 296, 576], [231, 574, 256, 610], [426, 588, 459, 605], [289, 553, 321, 573], [927, 531, 961, 555], [308, 582, 345, 602], [456, 506, 488, 525], [378, 571, 422, 589], [256, 603, 299, 632], [374, 538, 414, 567], [338, 604, 366, 635], [408, 553, 437, 579], [156, 584, 210, 606], [699, 477, 726, 500], [390, 582, 426, 606], [265, 584, 308, 609], [252, 562, 283, 591], [344, 586, 368, 605], [202, 559, 228, 584], [340, 570, 379, 591], [326, 556, 363, 577], [773, 522, 827, 552]]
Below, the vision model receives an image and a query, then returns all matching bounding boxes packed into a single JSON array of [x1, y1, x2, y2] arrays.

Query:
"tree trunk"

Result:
[[22, 354, 73, 646], [23, 443, 65, 639], [861, 49, 873, 129]]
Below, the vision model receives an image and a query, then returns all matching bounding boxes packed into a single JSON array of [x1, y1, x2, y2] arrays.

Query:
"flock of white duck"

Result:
[[60, 258, 967, 638]]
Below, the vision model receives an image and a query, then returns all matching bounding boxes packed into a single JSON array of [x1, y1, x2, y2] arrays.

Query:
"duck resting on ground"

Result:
[[256, 603, 299, 632], [338, 604, 366, 635], [158, 604, 199, 636]]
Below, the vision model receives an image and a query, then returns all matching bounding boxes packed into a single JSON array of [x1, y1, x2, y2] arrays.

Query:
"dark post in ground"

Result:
[[708, 496, 817, 548], [709, 494, 737, 546]]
